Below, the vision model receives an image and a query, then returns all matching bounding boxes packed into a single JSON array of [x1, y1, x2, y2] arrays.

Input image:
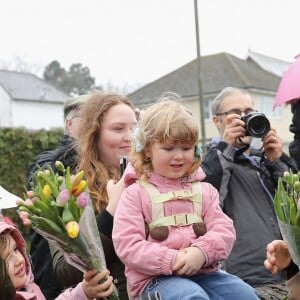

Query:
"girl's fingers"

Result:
[[84, 269, 98, 281]]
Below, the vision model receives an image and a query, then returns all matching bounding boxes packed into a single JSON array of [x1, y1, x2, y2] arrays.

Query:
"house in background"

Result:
[[128, 51, 292, 148], [0, 69, 68, 130], [245, 49, 290, 77]]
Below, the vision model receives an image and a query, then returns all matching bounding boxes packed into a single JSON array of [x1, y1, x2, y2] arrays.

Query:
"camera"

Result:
[[241, 112, 270, 138]]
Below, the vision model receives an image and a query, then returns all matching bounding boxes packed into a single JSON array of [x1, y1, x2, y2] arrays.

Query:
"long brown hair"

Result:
[[78, 91, 135, 213]]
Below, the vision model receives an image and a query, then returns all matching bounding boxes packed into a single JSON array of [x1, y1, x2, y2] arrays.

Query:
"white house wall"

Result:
[[11, 100, 64, 130], [0, 86, 12, 127]]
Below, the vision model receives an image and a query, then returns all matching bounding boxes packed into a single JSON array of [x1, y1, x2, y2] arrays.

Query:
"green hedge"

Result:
[[0, 127, 63, 233]]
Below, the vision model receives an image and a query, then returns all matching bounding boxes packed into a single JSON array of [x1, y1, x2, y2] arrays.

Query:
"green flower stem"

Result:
[[66, 234, 120, 300]]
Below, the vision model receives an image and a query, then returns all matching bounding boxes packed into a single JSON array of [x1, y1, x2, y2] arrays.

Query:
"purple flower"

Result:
[[57, 189, 70, 206], [27, 190, 35, 198], [24, 199, 34, 207], [76, 192, 88, 208], [16, 199, 24, 206]]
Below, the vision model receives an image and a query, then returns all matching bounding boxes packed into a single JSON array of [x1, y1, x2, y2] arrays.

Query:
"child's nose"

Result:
[[14, 253, 24, 266], [174, 150, 184, 159]]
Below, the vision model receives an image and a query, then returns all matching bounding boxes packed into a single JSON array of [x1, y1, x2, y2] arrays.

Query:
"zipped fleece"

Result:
[[201, 140, 298, 287], [112, 166, 236, 297]]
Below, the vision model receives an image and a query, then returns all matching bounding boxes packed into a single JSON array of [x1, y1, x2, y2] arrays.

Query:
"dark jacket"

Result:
[[201, 140, 298, 287], [289, 101, 300, 169], [26, 135, 78, 189]]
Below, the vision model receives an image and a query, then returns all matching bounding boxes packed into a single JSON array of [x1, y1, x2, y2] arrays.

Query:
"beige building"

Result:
[[128, 51, 292, 152]]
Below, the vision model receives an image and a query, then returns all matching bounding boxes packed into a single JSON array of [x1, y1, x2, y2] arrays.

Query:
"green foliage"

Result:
[[0, 127, 63, 197], [43, 60, 96, 95], [274, 171, 300, 226], [0, 127, 63, 236]]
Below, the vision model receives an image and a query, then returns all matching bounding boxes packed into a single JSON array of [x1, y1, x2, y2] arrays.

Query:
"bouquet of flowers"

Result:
[[274, 171, 300, 266], [17, 161, 119, 300]]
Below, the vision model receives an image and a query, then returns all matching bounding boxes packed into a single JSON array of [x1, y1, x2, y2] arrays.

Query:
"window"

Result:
[[259, 95, 283, 119], [204, 100, 211, 120]]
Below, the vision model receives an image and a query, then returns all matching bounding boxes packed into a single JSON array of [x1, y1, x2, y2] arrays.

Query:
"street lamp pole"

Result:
[[194, 0, 206, 150]]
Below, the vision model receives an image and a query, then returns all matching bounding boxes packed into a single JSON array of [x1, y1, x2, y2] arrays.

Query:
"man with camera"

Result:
[[201, 87, 298, 298]]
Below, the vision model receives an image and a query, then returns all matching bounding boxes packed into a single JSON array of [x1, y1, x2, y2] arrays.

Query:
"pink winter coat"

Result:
[[112, 167, 236, 297], [0, 221, 46, 300]]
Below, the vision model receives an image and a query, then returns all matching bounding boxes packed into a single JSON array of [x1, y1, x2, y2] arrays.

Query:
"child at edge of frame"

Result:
[[0, 216, 114, 300]]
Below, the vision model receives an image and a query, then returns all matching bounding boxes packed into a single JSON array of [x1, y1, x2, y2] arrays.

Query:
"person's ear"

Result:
[[65, 119, 73, 136], [213, 115, 222, 131]]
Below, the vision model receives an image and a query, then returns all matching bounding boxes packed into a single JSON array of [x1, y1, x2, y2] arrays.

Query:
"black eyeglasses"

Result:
[[215, 108, 257, 117]]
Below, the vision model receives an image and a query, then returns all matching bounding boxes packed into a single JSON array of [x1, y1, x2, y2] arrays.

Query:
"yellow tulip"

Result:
[[72, 180, 87, 197], [71, 171, 84, 189], [66, 221, 80, 239], [43, 184, 52, 199]]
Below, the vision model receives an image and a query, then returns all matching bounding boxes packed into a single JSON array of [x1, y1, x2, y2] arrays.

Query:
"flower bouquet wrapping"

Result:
[[274, 171, 300, 266], [17, 161, 119, 300]]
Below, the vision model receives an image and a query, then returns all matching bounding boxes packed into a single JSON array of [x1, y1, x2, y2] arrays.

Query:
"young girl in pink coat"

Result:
[[112, 93, 259, 299], [0, 219, 114, 300]]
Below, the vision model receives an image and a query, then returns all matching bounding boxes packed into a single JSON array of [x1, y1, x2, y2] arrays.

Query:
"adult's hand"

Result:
[[222, 114, 248, 146], [82, 269, 114, 300], [262, 128, 283, 162]]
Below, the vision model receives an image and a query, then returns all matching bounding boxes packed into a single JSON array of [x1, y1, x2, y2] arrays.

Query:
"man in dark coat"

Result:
[[201, 87, 298, 299]]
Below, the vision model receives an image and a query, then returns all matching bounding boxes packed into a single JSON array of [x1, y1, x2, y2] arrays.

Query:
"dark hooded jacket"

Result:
[[289, 101, 300, 169], [26, 135, 78, 189]]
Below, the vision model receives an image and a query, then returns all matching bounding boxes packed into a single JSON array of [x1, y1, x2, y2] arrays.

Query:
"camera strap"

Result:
[[234, 138, 250, 159]]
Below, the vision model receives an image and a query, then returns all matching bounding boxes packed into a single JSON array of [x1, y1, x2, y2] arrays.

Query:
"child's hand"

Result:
[[173, 247, 205, 276], [82, 269, 114, 300], [172, 250, 186, 273], [264, 240, 291, 275]]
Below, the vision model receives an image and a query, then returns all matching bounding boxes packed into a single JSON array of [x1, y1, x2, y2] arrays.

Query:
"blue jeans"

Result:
[[143, 270, 258, 300]]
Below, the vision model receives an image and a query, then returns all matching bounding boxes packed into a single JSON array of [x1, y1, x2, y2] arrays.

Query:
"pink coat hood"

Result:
[[0, 221, 46, 300]]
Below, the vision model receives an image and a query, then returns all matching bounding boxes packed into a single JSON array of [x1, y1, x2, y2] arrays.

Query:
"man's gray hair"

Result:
[[211, 87, 250, 115]]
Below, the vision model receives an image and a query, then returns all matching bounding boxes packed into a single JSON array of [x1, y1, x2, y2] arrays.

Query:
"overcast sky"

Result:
[[1, 0, 299, 91]]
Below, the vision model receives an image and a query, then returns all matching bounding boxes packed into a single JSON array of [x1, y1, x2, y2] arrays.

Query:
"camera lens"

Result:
[[247, 114, 270, 138]]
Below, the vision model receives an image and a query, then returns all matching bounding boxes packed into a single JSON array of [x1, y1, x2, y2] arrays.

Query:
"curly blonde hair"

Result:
[[131, 92, 201, 179], [78, 91, 135, 213]]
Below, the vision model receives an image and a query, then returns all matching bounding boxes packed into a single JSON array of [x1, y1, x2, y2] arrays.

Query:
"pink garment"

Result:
[[112, 167, 236, 297], [0, 221, 91, 300], [55, 283, 88, 300], [0, 221, 46, 300]]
